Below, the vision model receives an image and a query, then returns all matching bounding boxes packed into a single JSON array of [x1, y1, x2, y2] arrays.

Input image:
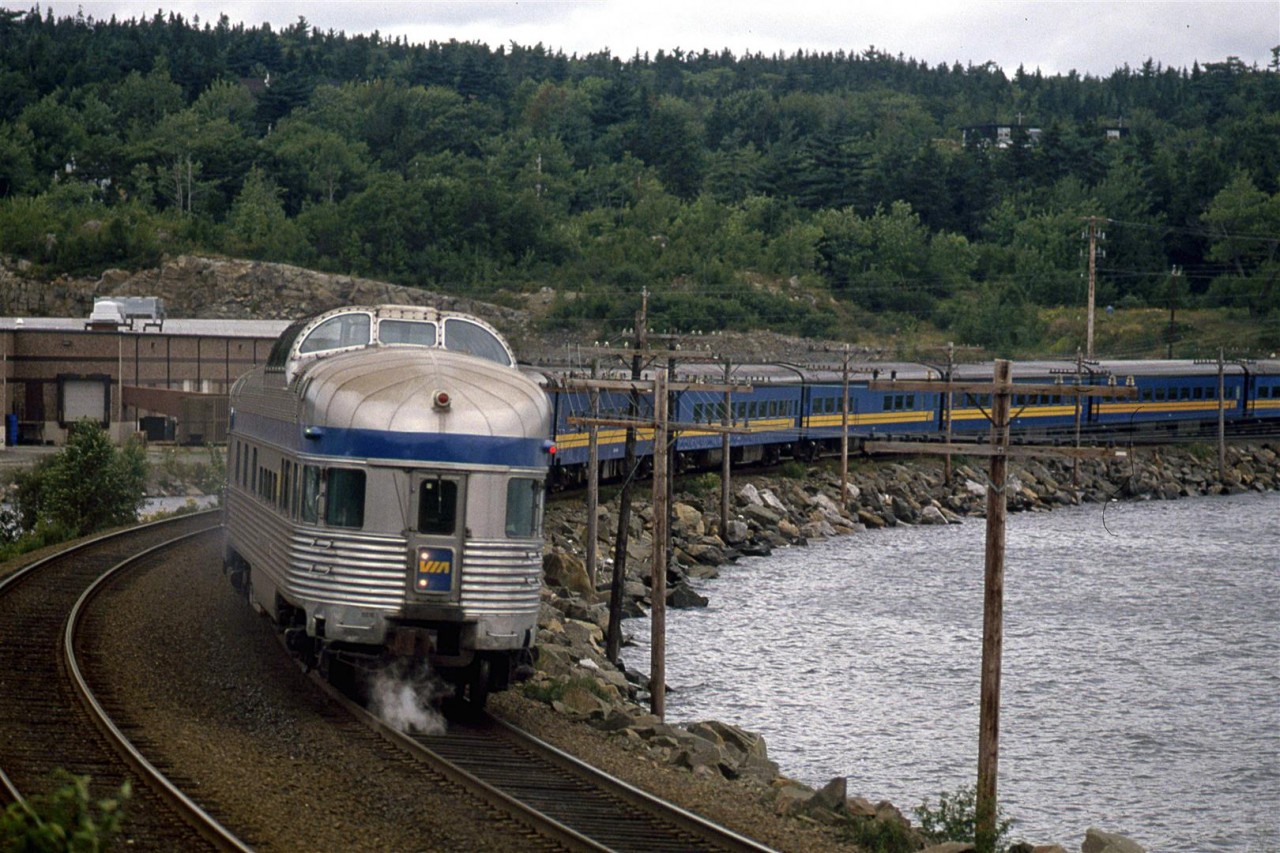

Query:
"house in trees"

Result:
[[962, 123, 1044, 149]]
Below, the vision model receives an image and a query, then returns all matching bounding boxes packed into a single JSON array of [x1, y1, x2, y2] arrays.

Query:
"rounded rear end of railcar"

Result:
[[225, 306, 553, 708]]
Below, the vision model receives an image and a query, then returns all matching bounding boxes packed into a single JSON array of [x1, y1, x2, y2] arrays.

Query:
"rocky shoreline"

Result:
[[530, 442, 1279, 852]]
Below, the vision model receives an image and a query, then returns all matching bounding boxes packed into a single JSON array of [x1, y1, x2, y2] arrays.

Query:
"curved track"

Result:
[[0, 513, 248, 851], [315, 677, 776, 853]]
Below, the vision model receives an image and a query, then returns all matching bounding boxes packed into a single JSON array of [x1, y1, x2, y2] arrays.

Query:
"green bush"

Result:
[[682, 472, 721, 497], [153, 445, 226, 497], [779, 460, 808, 479], [14, 421, 149, 538], [0, 771, 130, 851], [839, 815, 917, 853], [915, 785, 1014, 853], [521, 675, 612, 705]]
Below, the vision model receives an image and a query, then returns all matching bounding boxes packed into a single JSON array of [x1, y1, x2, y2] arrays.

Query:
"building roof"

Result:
[[0, 317, 292, 338]]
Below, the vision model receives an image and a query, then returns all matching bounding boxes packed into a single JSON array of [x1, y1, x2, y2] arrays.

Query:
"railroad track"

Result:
[[315, 677, 776, 853], [0, 513, 248, 851]]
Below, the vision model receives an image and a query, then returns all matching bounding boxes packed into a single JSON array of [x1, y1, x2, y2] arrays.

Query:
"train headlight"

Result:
[[543, 440, 557, 455], [433, 390, 451, 410]]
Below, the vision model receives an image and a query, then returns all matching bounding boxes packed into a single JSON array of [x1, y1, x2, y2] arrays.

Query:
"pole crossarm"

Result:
[[567, 346, 726, 362], [567, 415, 751, 434], [863, 441, 1128, 460], [868, 380, 1136, 398], [558, 378, 751, 394]]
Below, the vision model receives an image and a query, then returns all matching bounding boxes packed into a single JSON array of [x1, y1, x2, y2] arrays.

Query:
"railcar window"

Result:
[[325, 468, 366, 528], [266, 320, 308, 370], [301, 466, 320, 524], [883, 396, 892, 412], [380, 319, 437, 346], [907, 394, 915, 409], [299, 313, 371, 354], [443, 318, 511, 365], [418, 479, 458, 535], [506, 478, 543, 538]]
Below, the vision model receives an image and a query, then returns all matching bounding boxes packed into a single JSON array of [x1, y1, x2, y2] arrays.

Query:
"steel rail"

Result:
[[0, 512, 216, 807], [308, 675, 607, 852], [63, 523, 251, 852], [311, 672, 776, 853], [485, 713, 777, 853]]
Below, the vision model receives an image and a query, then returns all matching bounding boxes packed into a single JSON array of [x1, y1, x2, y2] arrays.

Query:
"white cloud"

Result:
[[11, 0, 1277, 75]]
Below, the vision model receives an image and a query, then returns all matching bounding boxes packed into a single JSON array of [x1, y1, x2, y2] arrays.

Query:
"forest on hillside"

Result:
[[0, 8, 1277, 354]]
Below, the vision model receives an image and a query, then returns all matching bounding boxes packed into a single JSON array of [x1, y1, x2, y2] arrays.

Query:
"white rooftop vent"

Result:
[[87, 299, 125, 329]]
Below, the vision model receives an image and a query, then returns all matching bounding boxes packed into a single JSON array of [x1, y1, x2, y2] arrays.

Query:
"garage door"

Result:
[[61, 377, 108, 425]]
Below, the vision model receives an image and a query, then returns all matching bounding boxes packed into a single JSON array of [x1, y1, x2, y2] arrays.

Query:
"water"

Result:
[[621, 491, 1280, 851], [142, 495, 219, 516]]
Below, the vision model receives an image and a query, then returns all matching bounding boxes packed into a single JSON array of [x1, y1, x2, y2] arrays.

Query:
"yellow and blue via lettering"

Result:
[[416, 547, 453, 592]]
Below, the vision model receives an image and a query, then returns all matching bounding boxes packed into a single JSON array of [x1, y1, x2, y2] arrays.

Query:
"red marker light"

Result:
[[433, 390, 451, 410]]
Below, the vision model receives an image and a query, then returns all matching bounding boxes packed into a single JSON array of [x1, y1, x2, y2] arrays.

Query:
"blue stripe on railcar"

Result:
[[234, 410, 550, 467]]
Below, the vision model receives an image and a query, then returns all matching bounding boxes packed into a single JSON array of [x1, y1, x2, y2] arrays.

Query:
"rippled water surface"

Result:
[[621, 491, 1280, 851]]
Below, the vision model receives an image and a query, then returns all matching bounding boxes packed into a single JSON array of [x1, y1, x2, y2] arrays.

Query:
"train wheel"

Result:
[[466, 657, 491, 711]]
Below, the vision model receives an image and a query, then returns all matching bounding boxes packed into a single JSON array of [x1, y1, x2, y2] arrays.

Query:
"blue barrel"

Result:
[[5, 413, 17, 446]]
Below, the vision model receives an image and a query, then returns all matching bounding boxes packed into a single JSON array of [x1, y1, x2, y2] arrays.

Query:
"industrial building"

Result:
[[0, 300, 289, 446]]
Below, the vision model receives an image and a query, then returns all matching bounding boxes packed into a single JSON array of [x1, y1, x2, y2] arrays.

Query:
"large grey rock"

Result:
[[667, 582, 708, 609], [543, 549, 595, 599], [807, 776, 847, 812], [1082, 828, 1146, 853], [742, 503, 783, 526], [760, 488, 789, 513], [920, 504, 949, 525], [672, 502, 705, 537], [723, 519, 750, 543]]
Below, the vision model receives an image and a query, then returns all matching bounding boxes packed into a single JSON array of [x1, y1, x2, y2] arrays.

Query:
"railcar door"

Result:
[[407, 473, 466, 602]]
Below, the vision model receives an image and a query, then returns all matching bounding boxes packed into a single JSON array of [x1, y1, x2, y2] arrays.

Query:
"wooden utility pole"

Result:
[[721, 359, 732, 531], [1083, 216, 1106, 359], [585, 361, 601, 587], [1049, 350, 1105, 489], [944, 342, 955, 482], [1217, 348, 1226, 480], [840, 346, 851, 500], [1194, 350, 1253, 483], [976, 360, 1011, 852], [864, 360, 1134, 852], [1166, 265, 1182, 359], [565, 372, 750, 719], [650, 371, 669, 718]]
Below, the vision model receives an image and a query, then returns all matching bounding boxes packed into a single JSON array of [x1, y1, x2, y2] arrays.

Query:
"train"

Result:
[[223, 305, 554, 708], [543, 357, 1280, 485], [222, 303, 1277, 707]]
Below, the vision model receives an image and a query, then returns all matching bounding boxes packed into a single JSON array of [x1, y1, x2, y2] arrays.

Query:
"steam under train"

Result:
[[224, 305, 553, 707]]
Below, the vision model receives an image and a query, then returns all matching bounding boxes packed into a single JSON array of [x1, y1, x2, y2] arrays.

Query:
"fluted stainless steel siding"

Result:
[[230, 488, 541, 620], [286, 528, 408, 609], [460, 539, 542, 615]]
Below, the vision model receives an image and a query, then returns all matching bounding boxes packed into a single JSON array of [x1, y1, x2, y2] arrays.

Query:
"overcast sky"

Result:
[[9, 1, 1279, 77]]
